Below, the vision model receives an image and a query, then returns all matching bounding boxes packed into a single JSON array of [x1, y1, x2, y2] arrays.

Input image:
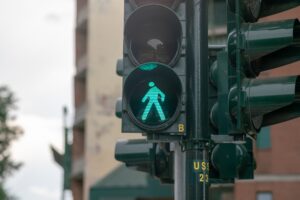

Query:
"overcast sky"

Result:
[[0, 0, 75, 199]]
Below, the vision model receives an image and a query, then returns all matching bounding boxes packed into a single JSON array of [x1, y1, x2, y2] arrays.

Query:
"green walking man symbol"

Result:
[[141, 81, 166, 121]]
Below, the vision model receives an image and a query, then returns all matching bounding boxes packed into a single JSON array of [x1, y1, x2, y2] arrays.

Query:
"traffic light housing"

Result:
[[115, 139, 173, 183], [208, 0, 300, 181], [210, 138, 255, 181], [116, 0, 187, 139], [228, 0, 300, 23]]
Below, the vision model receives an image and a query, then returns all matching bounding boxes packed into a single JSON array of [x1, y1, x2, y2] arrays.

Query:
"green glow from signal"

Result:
[[139, 63, 157, 71]]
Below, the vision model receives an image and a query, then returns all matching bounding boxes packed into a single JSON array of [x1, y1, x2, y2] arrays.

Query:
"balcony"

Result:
[[72, 156, 84, 180], [76, 54, 88, 79], [74, 102, 87, 128], [77, 5, 88, 31]]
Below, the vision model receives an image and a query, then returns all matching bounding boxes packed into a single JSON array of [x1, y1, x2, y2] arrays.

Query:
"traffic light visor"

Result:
[[130, 0, 179, 7], [125, 5, 182, 66]]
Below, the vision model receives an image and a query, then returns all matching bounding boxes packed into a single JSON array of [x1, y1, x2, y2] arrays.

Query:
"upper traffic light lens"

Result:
[[245, 0, 261, 21], [229, 0, 300, 22], [125, 5, 182, 66], [131, 25, 178, 65], [124, 62, 182, 131]]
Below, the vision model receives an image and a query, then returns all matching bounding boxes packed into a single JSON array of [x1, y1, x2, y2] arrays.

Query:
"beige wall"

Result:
[[84, 1, 141, 199]]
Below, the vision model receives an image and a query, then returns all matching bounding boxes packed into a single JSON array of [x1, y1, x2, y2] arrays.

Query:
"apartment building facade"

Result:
[[73, 0, 125, 199], [72, 1, 154, 199], [72, 0, 88, 198]]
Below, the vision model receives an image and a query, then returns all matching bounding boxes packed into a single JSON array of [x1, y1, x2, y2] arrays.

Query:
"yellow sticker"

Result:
[[194, 161, 200, 171], [193, 161, 209, 172], [199, 173, 209, 183], [178, 124, 185, 133], [202, 162, 207, 171]]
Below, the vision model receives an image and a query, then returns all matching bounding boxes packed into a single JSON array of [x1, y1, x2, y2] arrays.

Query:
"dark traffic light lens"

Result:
[[124, 63, 182, 131], [131, 23, 178, 65], [229, 0, 262, 22], [244, 0, 261, 21], [125, 5, 182, 66]]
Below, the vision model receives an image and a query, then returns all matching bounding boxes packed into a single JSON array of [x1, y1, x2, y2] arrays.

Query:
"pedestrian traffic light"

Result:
[[117, 0, 187, 137], [210, 1, 300, 136], [115, 139, 173, 183], [123, 63, 182, 132]]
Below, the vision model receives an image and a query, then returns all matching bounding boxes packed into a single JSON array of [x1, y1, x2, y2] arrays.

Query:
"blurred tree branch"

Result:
[[0, 86, 23, 199]]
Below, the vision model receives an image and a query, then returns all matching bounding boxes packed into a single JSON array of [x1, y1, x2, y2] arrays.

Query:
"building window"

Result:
[[257, 192, 273, 200], [256, 127, 271, 149]]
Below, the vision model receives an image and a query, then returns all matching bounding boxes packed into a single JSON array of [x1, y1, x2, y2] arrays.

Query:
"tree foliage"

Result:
[[0, 86, 23, 197]]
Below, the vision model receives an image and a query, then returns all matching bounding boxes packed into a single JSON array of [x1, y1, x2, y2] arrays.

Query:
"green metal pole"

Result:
[[174, 142, 185, 200], [235, 0, 243, 130], [62, 107, 68, 200], [185, 0, 210, 199]]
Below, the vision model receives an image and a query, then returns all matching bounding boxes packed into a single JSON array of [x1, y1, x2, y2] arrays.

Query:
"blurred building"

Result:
[[72, 0, 127, 199], [72, 0, 87, 198]]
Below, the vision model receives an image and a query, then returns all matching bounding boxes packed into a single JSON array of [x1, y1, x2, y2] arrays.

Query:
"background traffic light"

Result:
[[117, 0, 187, 139], [210, 0, 300, 137], [210, 138, 255, 181], [208, 0, 300, 181], [115, 139, 173, 183]]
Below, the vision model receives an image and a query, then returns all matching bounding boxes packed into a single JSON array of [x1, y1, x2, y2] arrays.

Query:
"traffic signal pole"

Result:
[[174, 142, 185, 200], [182, 0, 210, 199]]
